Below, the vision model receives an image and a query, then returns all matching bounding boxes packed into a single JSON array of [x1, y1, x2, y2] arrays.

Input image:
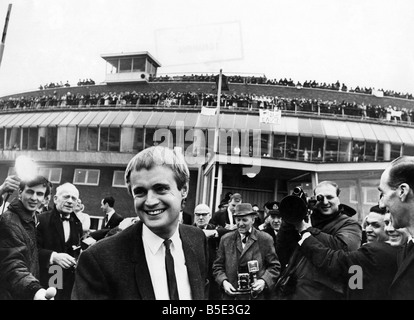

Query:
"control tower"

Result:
[[101, 51, 161, 83]]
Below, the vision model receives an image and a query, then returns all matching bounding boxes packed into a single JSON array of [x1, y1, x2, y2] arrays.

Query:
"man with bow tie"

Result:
[[37, 182, 83, 300], [378, 156, 414, 300], [212, 203, 280, 300]]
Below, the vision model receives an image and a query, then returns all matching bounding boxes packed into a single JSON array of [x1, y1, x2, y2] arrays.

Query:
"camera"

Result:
[[237, 273, 251, 291], [279, 186, 317, 224], [236, 260, 259, 294]]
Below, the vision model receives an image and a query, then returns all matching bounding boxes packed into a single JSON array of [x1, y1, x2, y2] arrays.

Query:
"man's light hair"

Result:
[[125, 146, 190, 195], [55, 182, 79, 197]]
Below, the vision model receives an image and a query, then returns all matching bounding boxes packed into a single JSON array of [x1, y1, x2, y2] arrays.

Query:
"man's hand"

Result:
[[224, 223, 237, 230], [0, 175, 20, 196], [251, 278, 266, 293], [222, 280, 237, 296], [33, 287, 57, 300], [202, 229, 217, 238], [52, 252, 76, 269]]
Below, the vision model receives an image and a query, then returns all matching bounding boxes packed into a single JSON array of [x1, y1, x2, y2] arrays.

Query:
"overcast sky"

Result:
[[0, 0, 413, 97]]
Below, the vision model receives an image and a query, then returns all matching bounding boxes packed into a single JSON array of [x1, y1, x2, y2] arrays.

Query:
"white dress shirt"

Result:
[[142, 224, 192, 300], [227, 207, 234, 226]]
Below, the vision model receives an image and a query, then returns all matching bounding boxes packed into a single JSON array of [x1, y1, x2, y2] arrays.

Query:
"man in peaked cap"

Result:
[[212, 203, 280, 300], [263, 209, 282, 250]]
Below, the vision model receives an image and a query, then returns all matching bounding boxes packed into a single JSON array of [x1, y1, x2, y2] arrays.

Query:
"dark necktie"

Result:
[[242, 231, 250, 244], [164, 239, 179, 300], [61, 215, 70, 222], [103, 214, 108, 228]]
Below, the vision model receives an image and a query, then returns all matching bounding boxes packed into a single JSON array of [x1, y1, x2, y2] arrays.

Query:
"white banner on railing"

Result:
[[372, 89, 384, 97], [259, 109, 281, 124], [201, 106, 217, 116]]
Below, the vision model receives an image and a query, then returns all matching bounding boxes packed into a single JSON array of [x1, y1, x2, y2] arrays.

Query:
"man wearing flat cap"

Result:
[[212, 203, 280, 300]]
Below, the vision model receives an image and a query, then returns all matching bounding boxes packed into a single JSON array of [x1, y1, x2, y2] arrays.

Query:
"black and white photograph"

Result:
[[0, 0, 413, 311]]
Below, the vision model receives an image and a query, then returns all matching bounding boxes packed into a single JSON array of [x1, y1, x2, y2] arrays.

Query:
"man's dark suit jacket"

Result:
[[210, 209, 234, 238], [210, 209, 230, 228], [263, 227, 278, 248], [301, 237, 399, 300], [37, 207, 83, 300], [390, 242, 414, 300], [71, 221, 209, 300], [89, 211, 124, 241]]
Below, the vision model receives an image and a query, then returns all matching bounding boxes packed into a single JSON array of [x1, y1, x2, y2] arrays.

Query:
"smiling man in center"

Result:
[[72, 146, 209, 300]]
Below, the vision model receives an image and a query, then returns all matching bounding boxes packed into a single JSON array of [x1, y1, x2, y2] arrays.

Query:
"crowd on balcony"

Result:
[[38, 79, 95, 90], [1, 88, 414, 125], [150, 73, 414, 100]]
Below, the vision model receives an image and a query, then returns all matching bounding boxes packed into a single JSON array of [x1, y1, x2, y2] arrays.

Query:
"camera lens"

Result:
[[316, 194, 324, 202], [293, 187, 302, 195]]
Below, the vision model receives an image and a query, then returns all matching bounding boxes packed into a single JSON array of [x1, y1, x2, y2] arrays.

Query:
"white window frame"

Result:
[[38, 167, 62, 184], [73, 169, 100, 186], [112, 170, 127, 188]]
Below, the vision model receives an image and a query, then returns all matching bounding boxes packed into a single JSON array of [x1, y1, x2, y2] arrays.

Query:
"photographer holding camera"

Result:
[[212, 203, 280, 300], [275, 181, 362, 300]]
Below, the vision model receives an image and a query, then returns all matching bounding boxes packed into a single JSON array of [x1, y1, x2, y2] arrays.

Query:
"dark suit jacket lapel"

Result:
[[131, 222, 156, 300], [392, 244, 414, 286], [179, 225, 205, 300], [51, 210, 65, 249], [107, 212, 118, 227]]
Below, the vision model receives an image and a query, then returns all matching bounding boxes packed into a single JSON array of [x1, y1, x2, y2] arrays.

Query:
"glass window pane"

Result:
[[248, 130, 260, 157], [107, 59, 118, 73], [39, 127, 46, 150], [22, 128, 29, 150], [74, 169, 87, 184], [377, 143, 385, 161], [365, 142, 376, 161], [6, 128, 20, 150], [108, 128, 120, 152], [145, 128, 157, 148], [312, 138, 324, 161], [0, 129, 4, 149], [273, 134, 286, 159], [352, 141, 365, 162], [390, 144, 401, 160], [119, 58, 132, 72], [286, 136, 298, 160], [86, 170, 100, 184], [133, 128, 144, 152], [325, 139, 339, 162], [28, 128, 38, 150], [298, 136, 312, 161], [47, 127, 57, 150], [133, 57, 146, 72], [261, 134, 270, 157], [78, 127, 88, 151], [338, 140, 351, 162], [88, 128, 99, 151], [113, 170, 126, 188], [49, 168, 62, 183], [100, 127, 109, 151]]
